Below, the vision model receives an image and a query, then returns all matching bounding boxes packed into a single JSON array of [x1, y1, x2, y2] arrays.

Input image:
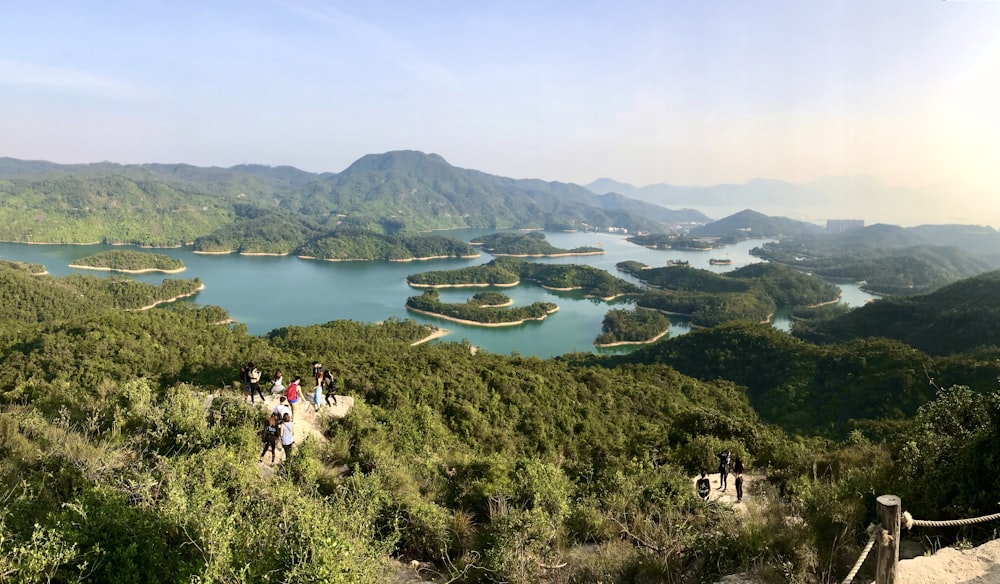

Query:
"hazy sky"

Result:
[[1, 1, 998, 221]]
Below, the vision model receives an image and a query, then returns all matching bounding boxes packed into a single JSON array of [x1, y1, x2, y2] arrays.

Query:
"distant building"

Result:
[[826, 219, 864, 234]]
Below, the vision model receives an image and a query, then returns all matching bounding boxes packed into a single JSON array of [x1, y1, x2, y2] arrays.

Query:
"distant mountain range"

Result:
[[585, 175, 949, 225], [0, 151, 708, 247]]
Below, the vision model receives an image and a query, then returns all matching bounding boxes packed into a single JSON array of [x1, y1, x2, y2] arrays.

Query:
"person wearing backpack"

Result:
[[696, 469, 711, 501], [259, 412, 280, 465], [247, 363, 265, 404], [322, 370, 338, 407], [285, 376, 301, 419]]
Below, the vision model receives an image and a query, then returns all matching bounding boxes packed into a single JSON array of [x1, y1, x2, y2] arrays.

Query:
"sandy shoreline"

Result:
[[193, 249, 234, 255], [407, 280, 520, 289], [69, 263, 187, 274], [489, 251, 605, 258], [594, 328, 670, 348], [130, 283, 205, 311], [804, 294, 842, 309], [405, 305, 559, 327], [410, 328, 450, 345]]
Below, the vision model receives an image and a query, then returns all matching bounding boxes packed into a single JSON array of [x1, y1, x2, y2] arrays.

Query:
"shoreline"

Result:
[[130, 283, 206, 311], [804, 294, 842, 309], [405, 305, 559, 327], [193, 249, 234, 255], [489, 251, 605, 258], [595, 328, 669, 348], [407, 280, 520, 289], [296, 253, 481, 263], [68, 263, 187, 274], [410, 327, 450, 345]]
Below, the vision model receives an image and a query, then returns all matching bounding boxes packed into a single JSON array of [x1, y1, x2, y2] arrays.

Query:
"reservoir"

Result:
[[0, 231, 876, 358]]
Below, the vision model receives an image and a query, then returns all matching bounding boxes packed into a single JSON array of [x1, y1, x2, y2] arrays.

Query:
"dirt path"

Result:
[[253, 392, 354, 468], [896, 539, 1000, 584], [691, 471, 756, 510]]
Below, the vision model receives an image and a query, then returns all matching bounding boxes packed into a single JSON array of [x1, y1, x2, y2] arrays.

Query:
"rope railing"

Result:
[[902, 510, 1000, 530], [840, 523, 880, 584], [859, 495, 1000, 584]]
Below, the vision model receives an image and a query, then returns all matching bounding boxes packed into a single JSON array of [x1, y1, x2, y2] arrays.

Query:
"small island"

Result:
[[405, 289, 557, 326], [473, 232, 604, 257], [627, 233, 723, 251], [408, 257, 642, 300], [594, 308, 671, 347], [468, 291, 514, 307], [69, 250, 186, 274]]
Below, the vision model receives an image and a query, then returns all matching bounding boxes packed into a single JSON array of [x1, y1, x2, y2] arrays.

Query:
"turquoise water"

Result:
[[0, 232, 876, 357]]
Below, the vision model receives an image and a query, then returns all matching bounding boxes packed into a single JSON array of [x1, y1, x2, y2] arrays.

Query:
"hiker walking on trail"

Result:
[[273, 396, 291, 421], [733, 457, 745, 503], [280, 413, 294, 460], [311, 374, 323, 413], [285, 376, 301, 419], [247, 363, 265, 404], [696, 469, 711, 501], [270, 370, 285, 395], [259, 412, 279, 465], [717, 450, 731, 491], [322, 370, 338, 407]]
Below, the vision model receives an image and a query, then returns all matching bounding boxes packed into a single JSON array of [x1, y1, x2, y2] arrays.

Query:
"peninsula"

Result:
[[474, 231, 604, 257]]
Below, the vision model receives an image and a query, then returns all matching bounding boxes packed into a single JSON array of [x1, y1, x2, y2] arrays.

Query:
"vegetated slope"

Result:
[[0, 263, 202, 321], [795, 269, 1000, 355], [690, 209, 823, 239], [752, 224, 1000, 294], [0, 152, 700, 249], [617, 321, 1000, 436], [0, 263, 796, 583], [619, 262, 839, 327], [5, 261, 1000, 582], [325, 150, 702, 232]]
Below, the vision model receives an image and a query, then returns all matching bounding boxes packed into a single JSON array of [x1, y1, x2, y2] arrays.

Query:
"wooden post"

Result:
[[876, 494, 901, 584]]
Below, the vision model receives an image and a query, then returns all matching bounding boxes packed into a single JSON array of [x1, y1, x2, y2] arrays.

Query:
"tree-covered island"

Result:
[[69, 250, 186, 273], [618, 261, 840, 327], [594, 308, 671, 346], [405, 288, 557, 326], [626, 233, 724, 251], [468, 291, 513, 307], [472, 231, 604, 256], [408, 257, 643, 300]]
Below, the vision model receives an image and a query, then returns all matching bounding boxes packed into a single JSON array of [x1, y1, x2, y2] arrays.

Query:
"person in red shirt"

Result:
[[285, 376, 301, 419]]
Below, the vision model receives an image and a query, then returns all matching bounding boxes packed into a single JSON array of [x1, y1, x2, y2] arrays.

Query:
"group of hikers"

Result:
[[696, 450, 745, 503], [239, 360, 341, 466]]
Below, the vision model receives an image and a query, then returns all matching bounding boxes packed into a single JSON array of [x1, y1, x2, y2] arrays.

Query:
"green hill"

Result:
[[795, 269, 1000, 355], [690, 209, 823, 239]]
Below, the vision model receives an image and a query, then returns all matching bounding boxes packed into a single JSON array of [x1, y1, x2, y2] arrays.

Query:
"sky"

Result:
[[1, 1, 999, 225]]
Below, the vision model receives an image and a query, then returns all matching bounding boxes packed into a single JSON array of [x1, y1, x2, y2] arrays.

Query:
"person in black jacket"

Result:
[[717, 450, 731, 491]]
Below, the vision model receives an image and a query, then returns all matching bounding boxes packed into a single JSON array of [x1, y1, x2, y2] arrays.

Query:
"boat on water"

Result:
[[709, 258, 733, 265], [667, 259, 691, 267]]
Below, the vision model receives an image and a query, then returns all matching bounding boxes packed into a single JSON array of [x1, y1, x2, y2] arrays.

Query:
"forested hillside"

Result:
[[752, 224, 1000, 294], [795, 269, 1000, 355], [3, 262, 1000, 583], [0, 152, 700, 250]]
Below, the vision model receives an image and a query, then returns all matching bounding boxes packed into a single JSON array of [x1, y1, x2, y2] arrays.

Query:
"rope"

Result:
[[841, 524, 879, 584], [902, 510, 1000, 530]]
